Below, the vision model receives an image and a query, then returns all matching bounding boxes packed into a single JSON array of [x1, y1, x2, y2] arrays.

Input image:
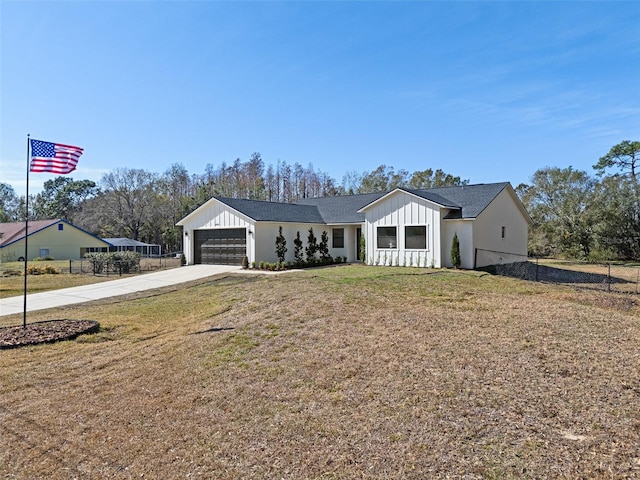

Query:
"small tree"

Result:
[[451, 232, 461, 268], [318, 230, 330, 262], [294, 231, 304, 265], [359, 235, 366, 262], [305, 227, 318, 263], [275, 226, 287, 263]]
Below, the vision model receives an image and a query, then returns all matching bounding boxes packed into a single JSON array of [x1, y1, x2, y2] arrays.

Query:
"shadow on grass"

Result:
[[193, 326, 235, 335]]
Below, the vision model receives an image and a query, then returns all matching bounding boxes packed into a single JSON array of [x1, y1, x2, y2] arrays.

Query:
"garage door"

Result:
[[194, 228, 247, 265]]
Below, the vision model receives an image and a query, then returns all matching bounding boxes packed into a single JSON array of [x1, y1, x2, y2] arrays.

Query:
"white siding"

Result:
[[473, 189, 529, 268], [363, 191, 441, 268], [254, 223, 360, 264], [441, 219, 474, 269], [179, 199, 253, 265]]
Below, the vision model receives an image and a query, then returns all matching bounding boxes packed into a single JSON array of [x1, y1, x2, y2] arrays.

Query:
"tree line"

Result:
[[1, 141, 637, 261], [517, 140, 639, 261], [0, 155, 468, 255]]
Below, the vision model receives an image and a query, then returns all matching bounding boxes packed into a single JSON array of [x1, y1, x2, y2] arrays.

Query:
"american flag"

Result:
[[30, 139, 84, 174]]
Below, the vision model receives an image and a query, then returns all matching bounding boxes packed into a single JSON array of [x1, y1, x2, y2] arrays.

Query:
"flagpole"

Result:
[[23, 134, 30, 328]]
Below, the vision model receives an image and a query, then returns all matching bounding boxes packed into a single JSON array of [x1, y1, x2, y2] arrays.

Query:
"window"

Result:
[[58, 223, 64, 231], [332, 228, 344, 248], [405, 226, 427, 249], [39, 248, 49, 257], [501, 226, 506, 239], [377, 227, 397, 249]]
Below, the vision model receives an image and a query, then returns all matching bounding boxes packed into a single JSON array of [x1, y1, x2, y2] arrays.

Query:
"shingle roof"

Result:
[[211, 182, 512, 224], [295, 192, 385, 223], [215, 197, 326, 223], [0, 219, 60, 247], [404, 182, 510, 219], [0, 219, 112, 248]]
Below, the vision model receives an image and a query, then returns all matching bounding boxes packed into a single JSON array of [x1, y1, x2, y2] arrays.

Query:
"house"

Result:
[[0, 219, 111, 262], [176, 182, 531, 269]]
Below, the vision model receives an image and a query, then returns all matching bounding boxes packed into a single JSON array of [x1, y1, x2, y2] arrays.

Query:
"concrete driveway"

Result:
[[0, 265, 239, 317]]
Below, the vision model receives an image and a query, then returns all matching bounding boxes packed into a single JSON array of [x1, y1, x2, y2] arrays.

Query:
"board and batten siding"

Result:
[[180, 199, 254, 265], [363, 191, 441, 267]]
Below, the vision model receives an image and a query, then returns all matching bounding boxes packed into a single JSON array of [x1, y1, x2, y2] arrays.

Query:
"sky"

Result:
[[1, 1, 639, 197]]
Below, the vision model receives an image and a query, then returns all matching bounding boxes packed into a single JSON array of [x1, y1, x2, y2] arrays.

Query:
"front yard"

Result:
[[0, 265, 639, 478]]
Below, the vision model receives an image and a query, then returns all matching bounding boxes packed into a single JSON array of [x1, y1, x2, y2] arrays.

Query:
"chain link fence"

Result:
[[485, 257, 640, 295]]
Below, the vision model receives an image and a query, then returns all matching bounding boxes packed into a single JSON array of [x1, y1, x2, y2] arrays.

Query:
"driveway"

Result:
[[0, 265, 239, 317]]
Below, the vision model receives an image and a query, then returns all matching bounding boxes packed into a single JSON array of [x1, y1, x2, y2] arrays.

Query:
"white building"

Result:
[[176, 182, 531, 269]]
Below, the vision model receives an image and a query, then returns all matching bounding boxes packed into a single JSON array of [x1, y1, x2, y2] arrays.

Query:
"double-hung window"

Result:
[[377, 227, 397, 249]]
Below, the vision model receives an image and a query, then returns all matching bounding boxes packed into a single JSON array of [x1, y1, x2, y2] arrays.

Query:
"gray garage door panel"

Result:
[[194, 229, 246, 265]]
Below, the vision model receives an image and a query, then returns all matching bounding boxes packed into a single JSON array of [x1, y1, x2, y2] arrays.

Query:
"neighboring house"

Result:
[[102, 238, 162, 257], [0, 219, 111, 262], [177, 182, 531, 269]]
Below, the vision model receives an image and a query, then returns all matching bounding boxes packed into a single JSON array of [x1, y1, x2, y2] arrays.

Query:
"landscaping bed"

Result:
[[0, 319, 99, 349]]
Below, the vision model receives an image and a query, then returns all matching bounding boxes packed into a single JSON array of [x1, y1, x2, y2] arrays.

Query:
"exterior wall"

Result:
[[362, 191, 441, 267], [329, 224, 359, 262], [179, 199, 253, 265], [472, 189, 529, 268], [441, 219, 474, 269], [0, 223, 109, 262], [254, 223, 360, 264]]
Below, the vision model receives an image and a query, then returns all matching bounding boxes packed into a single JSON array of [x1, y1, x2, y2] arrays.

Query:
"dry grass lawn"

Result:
[[1, 265, 639, 479]]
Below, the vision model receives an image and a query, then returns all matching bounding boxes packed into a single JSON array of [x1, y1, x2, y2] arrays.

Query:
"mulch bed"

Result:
[[0, 319, 100, 349]]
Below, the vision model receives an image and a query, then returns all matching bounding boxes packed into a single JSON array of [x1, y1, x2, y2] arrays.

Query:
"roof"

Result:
[[214, 197, 326, 223], [178, 182, 523, 226], [1, 219, 59, 247], [404, 182, 510, 219], [102, 238, 159, 247], [0, 219, 111, 248], [295, 192, 385, 223]]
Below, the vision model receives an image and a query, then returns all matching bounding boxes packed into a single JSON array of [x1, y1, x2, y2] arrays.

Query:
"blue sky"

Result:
[[1, 1, 639, 197]]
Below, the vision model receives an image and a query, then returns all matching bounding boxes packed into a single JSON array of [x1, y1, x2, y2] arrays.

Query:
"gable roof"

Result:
[[0, 219, 111, 248], [357, 182, 511, 219], [178, 182, 526, 226]]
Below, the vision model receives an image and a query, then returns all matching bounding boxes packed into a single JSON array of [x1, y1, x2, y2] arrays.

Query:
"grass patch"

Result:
[[0, 265, 639, 478]]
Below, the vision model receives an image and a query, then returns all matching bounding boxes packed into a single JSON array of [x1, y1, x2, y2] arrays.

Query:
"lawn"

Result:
[[0, 265, 639, 479], [0, 258, 182, 299]]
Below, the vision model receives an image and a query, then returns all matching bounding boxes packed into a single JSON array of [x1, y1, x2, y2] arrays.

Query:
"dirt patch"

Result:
[[0, 319, 99, 349]]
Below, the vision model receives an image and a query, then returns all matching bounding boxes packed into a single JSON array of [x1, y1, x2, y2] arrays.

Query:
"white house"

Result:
[[176, 182, 531, 269]]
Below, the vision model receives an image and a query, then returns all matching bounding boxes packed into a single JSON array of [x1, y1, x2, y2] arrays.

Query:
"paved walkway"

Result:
[[0, 265, 239, 317]]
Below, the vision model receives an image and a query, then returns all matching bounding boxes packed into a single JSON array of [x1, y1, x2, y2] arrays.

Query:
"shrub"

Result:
[[318, 231, 330, 261], [33, 255, 55, 261], [451, 232, 461, 268], [251, 261, 256, 269], [294, 231, 304, 265], [180, 253, 186, 266], [27, 264, 60, 275], [305, 228, 318, 263], [275, 226, 287, 263], [359, 235, 366, 262], [241, 256, 249, 269]]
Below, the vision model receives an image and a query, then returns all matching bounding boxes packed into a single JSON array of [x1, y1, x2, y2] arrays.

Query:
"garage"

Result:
[[194, 228, 247, 265]]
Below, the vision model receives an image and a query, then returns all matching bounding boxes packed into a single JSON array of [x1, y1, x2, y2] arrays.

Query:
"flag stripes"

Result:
[[30, 139, 84, 174]]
